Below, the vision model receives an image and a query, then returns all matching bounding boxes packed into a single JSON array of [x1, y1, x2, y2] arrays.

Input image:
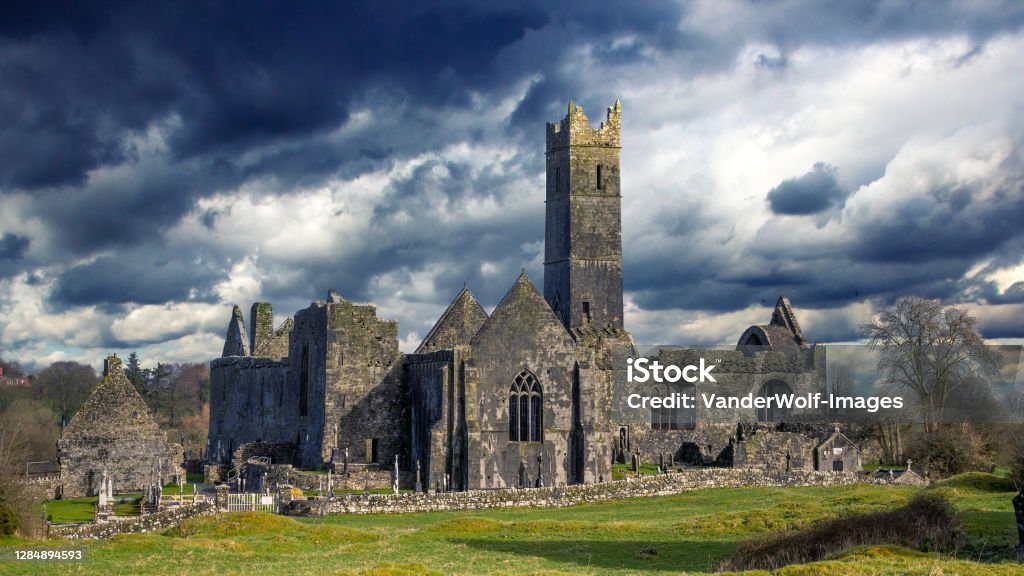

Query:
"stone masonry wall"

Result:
[[208, 356, 294, 463], [544, 101, 623, 331], [48, 503, 216, 540], [58, 356, 184, 498], [287, 468, 875, 516]]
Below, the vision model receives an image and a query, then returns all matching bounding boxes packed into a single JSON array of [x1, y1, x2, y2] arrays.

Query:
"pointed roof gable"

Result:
[[416, 286, 488, 354], [222, 305, 249, 357], [62, 355, 163, 438], [737, 295, 808, 351], [470, 273, 572, 348], [817, 425, 858, 451], [770, 295, 805, 345]]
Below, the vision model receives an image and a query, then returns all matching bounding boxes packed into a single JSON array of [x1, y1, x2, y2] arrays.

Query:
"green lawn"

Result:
[[46, 483, 196, 523], [7, 472, 1019, 575], [611, 462, 661, 479], [44, 498, 96, 524]]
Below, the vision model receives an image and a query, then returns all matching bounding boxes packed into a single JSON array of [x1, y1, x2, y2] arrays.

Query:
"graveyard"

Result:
[[2, 470, 1019, 575]]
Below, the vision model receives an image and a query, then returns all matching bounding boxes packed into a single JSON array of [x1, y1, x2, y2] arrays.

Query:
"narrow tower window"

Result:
[[596, 165, 603, 189], [582, 301, 591, 323], [299, 342, 309, 416]]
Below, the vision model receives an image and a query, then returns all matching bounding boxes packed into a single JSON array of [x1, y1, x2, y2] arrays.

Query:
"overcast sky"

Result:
[[1, 1, 1023, 370]]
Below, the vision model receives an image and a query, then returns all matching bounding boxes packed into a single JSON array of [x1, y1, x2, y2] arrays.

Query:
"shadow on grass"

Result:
[[451, 538, 734, 572]]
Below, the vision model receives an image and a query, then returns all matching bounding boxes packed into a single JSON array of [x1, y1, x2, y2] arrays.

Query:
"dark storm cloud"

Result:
[[0, 0, 1022, 364], [0, 233, 30, 261], [851, 177, 1024, 265], [767, 163, 848, 215], [0, 2, 549, 187], [52, 252, 223, 310]]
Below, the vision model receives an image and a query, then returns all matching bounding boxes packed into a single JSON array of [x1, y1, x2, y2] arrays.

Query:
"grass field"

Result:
[[1, 472, 1019, 575]]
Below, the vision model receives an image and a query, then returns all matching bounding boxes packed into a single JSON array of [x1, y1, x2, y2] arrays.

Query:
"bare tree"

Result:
[[825, 361, 856, 421], [34, 361, 98, 432], [0, 420, 29, 535], [862, 296, 1002, 434]]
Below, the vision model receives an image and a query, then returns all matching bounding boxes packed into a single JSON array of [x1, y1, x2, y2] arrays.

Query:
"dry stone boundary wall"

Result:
[[48, 503, 216, 540], [289, 468, 875, 516]]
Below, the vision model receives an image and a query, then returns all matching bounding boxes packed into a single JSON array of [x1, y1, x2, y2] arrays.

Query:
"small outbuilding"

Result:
[[57, 355, 183, 498], [814, 425, 861, 472]]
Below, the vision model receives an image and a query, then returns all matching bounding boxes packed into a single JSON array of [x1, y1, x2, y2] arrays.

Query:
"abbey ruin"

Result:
[[208, 101, 859, 491]]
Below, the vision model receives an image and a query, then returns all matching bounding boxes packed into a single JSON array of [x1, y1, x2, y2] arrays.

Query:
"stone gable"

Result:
[[415, 287, 488, 354], [58, 355, 183, 498]]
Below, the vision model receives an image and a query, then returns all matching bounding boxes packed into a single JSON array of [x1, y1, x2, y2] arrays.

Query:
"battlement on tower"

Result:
[[546, 100, 621, 152]]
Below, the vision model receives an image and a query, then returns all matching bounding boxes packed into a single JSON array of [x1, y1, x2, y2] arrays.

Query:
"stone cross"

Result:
[[392, 454, 400, 495], [343, 446, 350, 477], [327, 470, 333, 496], [535, 454, 544, 488], [414, 459, 422, 493]]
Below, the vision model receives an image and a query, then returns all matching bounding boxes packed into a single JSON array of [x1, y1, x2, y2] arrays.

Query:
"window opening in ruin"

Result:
[[582, 301, 591, 322], [651, 384, 696, 430], [756, 380, 793, 423], [596, 164, 603, 189], [299, 341, 309, 416], [508, 370, 543, 442]]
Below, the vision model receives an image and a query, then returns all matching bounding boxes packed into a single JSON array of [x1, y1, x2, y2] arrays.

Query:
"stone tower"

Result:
[[544, 100, 624, 331]]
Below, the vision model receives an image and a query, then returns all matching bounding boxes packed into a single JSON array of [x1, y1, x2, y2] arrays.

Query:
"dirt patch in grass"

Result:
[[357, 563, 443, 576]]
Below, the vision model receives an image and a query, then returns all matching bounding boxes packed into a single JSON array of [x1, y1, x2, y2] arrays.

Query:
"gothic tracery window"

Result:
[[509, 370, 543, 442]]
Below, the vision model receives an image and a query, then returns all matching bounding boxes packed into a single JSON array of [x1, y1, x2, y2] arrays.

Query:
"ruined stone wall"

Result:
[[321, 295, 404, 469], [611, 346, 826, 463], [58, 356, 184, 498], [404, 350, 455, 491], [288, 301, 330, 467], [48, 502, 215, 539], [281, 465, 414, 492], [207, 356, 294, 462], [250, 303, 275, 357], [288, 468, 873, 516], [466, 276, 579, 489], [232, 441, 297, 470], [21, 476, 61, 502], [734, 430, 815, 472]]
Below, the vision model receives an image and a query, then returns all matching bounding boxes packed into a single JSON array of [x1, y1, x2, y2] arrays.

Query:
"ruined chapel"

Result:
[[208, 101, 851, 491]]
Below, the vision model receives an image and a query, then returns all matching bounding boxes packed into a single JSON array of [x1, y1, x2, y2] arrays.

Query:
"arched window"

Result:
[[650, 383, 696, 430], [757, 380, 793, 423], [509, 371, 543, 442]]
